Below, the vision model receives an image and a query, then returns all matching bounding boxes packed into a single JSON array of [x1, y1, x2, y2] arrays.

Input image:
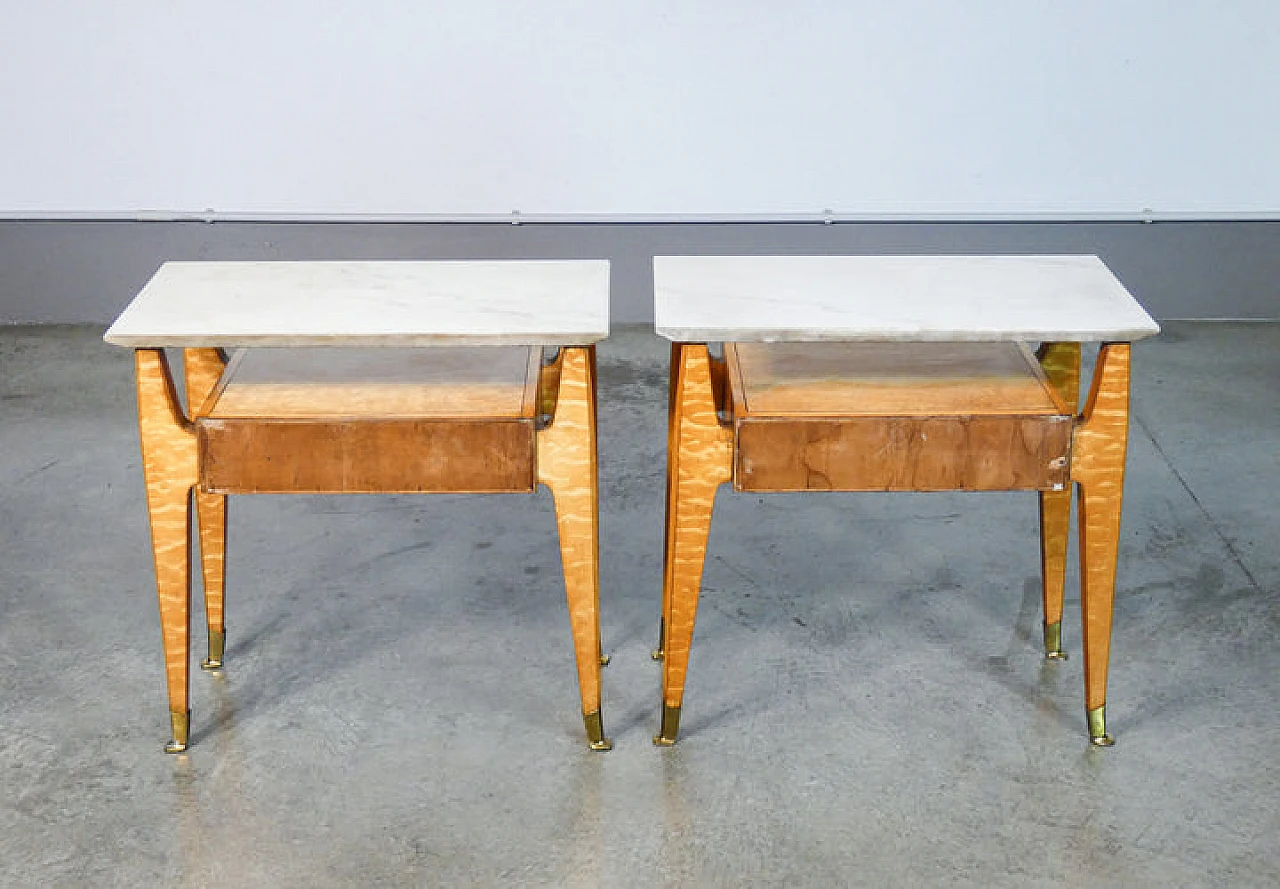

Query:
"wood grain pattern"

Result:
[[1070, 343, 1131, 713], [184, 349, 229, 645], [1035, 342, 1081, 643], [656, 343, 681, 658], [197, 346, 538, 494], [536, 346, 606, 720], [135, 349, 199, 722], [661, 344, 734, 713], [199, 418, 535, 494], [730, 342, 1071, 493], [735, 414, 1072, 492]]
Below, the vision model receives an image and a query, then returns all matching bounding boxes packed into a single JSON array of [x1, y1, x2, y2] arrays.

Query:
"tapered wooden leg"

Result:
[[183, 349, 228, 670], [537, 346, 611, 750], [193, 493, 226, 670], [585, 347, 610, 669], [655, 344, 733, 745], [135, 349, 200, 752], [653, 342, 683, 662], [1071, 343, 1132, 746], [1036, 342, 1081, 659]]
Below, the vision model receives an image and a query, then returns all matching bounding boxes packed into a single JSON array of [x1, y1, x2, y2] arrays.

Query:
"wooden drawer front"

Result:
[[198, 418, 536, 494], [735, 414, 1072, 492]]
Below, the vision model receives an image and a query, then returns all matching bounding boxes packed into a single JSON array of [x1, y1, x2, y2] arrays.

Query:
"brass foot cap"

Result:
[[202, 629, 226, 671], [654, 705, 681, 746], [599, 653, 611, 667], [1087, 706, 1114, 747], [165, 710, 190, 754], [583, 711, 612, 753], [1043, 623, 1066, 661], [651, 649, 665, 661]]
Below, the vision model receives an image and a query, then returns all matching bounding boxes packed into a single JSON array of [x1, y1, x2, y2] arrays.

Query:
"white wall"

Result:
[[2, 1, 1278, 220]]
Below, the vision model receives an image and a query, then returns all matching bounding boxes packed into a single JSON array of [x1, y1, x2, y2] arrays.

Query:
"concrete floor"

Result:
[[1, 323, 1277, 887]]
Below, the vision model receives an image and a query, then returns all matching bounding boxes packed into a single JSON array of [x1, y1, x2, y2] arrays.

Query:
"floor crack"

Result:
[[1133, 411, 1262, 593]]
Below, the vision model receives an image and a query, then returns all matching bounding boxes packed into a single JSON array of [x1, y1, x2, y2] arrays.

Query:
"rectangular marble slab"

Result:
[[105, 260, 610, 347], [654, 255, 1160, 343]]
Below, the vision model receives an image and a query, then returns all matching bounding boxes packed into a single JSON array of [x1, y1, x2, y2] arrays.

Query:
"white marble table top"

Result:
[[654, 255, 1159, 343], [104, 260, 610, 347]]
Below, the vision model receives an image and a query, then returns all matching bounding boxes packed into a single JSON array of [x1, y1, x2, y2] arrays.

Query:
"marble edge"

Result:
[[153, 258, 612, 271], [651, 253, 1114, 273], [653, 324, 1161, 343], [102, 331, 609, 348]]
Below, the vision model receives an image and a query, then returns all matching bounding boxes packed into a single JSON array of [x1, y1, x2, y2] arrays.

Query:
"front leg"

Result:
[[537, 346, 611, 751], [135, 349, 199, 752], [654, 342, 682, 662], [1070, 343, 1133, 746], [655, 344, 733, 745]]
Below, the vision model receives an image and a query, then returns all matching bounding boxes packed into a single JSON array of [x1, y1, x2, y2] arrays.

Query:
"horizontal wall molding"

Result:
[[5, 212, 1280, 224]]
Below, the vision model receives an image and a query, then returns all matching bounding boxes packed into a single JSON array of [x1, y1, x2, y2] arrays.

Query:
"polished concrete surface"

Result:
[[1, 323, 1277, 886]]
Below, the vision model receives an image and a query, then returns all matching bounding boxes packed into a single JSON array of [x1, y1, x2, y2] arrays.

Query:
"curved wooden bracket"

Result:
[[1035, 341, 1083, 414], [182, 348, 227, 419]]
